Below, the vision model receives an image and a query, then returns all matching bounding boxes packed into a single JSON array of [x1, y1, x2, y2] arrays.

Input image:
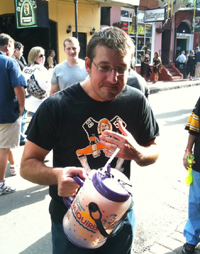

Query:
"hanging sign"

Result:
[[144, 8, 166, 23], [14, 0, 49, 29], [195, 16, 200, 31], [15, 0, 37, 28]]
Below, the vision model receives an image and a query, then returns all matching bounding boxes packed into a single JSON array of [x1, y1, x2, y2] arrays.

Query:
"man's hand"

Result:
[[99, 121, 140, 161], [183, 150, 195, 170], [19, 105, 25, 117], [55, 167, 87, 197], [99, 121, 159, 166]]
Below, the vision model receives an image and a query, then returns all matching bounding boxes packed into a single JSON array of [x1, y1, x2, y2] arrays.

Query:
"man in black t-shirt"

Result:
[[21, 27, 159, 254]]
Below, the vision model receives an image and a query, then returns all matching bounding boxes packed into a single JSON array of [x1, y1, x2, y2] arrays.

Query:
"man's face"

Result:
[[7, 42, 14, 57], [85, 45, 131, 102], [14, 48, 23, 59], [64, 41, 80, 61]]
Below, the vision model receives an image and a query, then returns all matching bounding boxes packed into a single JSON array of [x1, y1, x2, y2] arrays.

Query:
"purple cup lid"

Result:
[[92, 168, 131, 202]]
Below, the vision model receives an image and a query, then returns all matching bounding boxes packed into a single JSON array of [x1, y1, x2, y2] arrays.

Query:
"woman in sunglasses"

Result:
[[23, 46, 51, 117]]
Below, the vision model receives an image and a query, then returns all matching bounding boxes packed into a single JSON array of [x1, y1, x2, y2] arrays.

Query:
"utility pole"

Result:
[[74, 0, 78, 38]]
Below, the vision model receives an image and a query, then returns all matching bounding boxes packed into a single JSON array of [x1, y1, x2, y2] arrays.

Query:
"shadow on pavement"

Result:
[[0, 184, 49, 216], [155, 109, 191, 127], [19, 232, 52, 254]]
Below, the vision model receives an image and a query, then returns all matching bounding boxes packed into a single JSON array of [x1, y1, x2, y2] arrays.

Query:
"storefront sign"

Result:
[[15, 0, 37, 28], [121, 22, 128, 34], [195, 16, 200, 31], [144, 8, 166, 23], [14, 0, 49, 29]]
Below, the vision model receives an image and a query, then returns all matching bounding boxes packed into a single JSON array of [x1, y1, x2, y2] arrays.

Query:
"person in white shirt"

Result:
[[176, 51, 186, 63], [23, 47, 51, 116], [176, 51, 187, 79]]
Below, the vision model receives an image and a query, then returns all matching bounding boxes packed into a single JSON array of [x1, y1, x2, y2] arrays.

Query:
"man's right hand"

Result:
[[56, 167, 87, 197]]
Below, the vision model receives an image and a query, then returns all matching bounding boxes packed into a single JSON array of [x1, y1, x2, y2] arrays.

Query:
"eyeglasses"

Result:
[[92, 61, 129, 76], [39, 54, 45, 58]]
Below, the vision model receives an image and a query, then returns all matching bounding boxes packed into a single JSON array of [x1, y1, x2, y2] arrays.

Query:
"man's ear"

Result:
[[85, 57, 91, 75], [4, 45, 9, 52]]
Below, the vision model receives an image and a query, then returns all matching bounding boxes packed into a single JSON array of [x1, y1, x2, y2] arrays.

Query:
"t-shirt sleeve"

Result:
[[51, 67, 58, 85], [136, 98, 159, 145], [185, 97, 200, 136], [9, 59, 27, 88]]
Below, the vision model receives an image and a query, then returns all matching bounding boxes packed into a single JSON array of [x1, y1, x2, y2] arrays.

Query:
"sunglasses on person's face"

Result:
[[39, 54, 45, 58]]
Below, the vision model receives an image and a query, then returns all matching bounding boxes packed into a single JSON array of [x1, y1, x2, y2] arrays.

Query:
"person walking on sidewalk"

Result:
[[176, 51, 187, 79], [153, 52, 162, 83], [20, 26, 159, 254], [12, 41, 25, 71], [0, 33, 26, 195], [12, 41, 27, 146], [23, 46, 51, 117], [182, 96, 200, 254], [186, 50, 195, 80], [195, 47, 200, 80], [50, 37, 88, 95]]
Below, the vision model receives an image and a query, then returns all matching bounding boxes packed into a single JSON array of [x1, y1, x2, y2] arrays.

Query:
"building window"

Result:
[[121, 8, 154, 66]]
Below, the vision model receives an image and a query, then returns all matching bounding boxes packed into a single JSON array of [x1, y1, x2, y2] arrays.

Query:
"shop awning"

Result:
[[92, 0, 140, 7]]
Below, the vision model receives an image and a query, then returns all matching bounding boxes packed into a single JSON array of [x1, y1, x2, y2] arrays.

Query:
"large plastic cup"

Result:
[[63, 167, 132, 249]]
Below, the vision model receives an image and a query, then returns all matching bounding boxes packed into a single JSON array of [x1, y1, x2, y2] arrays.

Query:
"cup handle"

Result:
[[63, 175, 85, 209]]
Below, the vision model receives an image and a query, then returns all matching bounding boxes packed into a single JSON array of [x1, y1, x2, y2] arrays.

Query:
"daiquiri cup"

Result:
[[63, 167, 133, 249]]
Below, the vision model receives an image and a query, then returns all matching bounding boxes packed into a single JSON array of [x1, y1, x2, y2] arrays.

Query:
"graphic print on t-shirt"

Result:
[[76, 116, 126, 173]]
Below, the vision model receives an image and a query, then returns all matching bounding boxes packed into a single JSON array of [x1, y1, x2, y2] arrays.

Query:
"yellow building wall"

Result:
[[0, 0, 15, 14], [0, 0, 100, 63], [49, 0, 100, 62]]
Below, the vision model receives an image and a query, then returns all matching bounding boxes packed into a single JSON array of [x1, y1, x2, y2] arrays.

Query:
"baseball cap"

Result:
[[195, 47, 199, 50]]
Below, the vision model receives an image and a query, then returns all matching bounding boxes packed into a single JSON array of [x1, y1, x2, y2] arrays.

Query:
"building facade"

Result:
[[0, 0, 101, 62]]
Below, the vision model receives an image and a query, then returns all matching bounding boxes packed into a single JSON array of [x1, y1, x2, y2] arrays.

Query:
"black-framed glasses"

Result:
[[39, 54, 45, 58], [92, 61, 129, 76]]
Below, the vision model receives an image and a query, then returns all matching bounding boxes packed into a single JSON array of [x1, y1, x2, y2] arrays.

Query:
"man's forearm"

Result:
[[133, 142, 159, 166], [14, 86, 25, 115], [20, 158, 60, 185], [186, 134, 197, 151]]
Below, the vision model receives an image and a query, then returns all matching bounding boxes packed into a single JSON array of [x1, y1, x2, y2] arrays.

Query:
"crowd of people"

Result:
[[0, 28, 199, 254], [140, 49, 163, 83], [176, 48, 200, 80]]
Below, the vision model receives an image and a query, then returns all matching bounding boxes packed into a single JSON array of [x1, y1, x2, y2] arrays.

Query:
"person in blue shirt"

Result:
[[0, 33, 26, 195]]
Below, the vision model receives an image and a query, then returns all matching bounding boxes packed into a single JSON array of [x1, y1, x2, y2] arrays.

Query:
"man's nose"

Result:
[[106, 69, 118, 83]]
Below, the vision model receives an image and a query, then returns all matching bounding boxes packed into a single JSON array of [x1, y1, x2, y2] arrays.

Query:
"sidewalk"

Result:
[[144, 78, 200, 254], [143, 221, 200, 254], [147, 79, 200, 94]]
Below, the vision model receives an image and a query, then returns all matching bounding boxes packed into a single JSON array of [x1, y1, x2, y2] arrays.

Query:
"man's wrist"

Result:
[[185, 149, 192, 153]]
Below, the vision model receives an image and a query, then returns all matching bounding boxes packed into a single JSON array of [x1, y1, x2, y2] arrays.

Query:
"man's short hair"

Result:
[[0, 33, 14, 47], [63, 37, 79, 48], [14, 41, 24, 50], [86, 26, 135, 65]]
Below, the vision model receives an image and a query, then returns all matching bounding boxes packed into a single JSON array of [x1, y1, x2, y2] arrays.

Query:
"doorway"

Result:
[[73, 32, 87, 60], [161, 29, 171, 65], [176, 38, 187, 57]]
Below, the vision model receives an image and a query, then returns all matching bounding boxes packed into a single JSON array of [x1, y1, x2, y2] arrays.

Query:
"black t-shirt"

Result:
[[27, 83, 159, 223]]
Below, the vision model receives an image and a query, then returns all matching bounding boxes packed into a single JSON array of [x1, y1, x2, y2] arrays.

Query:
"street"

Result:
[[0, 85, 200, 254], [132, 85, 200, 253]]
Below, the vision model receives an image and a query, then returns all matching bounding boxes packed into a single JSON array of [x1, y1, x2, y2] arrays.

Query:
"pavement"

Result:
[[143, 78, 200, 254]]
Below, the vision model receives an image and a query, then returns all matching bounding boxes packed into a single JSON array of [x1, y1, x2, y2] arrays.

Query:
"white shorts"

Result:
[[0, 117, 21, 149]]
